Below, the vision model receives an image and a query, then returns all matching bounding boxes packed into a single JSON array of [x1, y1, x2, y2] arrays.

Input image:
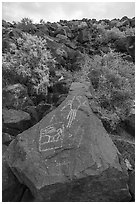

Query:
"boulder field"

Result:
[[5, 82, 131, 201]]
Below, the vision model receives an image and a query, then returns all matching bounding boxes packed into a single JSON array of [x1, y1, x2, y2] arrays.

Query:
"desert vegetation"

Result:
[[2, 16, 135, 201], [2, 16, 135, 131]]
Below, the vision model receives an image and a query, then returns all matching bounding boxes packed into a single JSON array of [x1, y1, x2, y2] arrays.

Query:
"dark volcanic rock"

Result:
[[124, 111, 135, 137], [2, 145, 26, 202], [128, 170, 135, 201], [110, 134, 135, 169], [22, 105, 39, 124], [36, 102, 52, 120], [77, 28, 90, 43], [116, 108, 135, 137], [5, 82, 131, 201], [114, 36, 135, 62], [56, 34, 68, 42], [2, 132, 15, 145], [20, 188, 35, 202], [114, 37, 128, 53], [2, 109, 32, 136], [130, 18, 135, 27], [2, 83, 34, 110], [126, 36, 135, 62]]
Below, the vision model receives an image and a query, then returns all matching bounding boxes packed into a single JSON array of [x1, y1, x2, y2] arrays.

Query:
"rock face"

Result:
[[114, 36, 135, 62], [128, 170, 135, 200], [5, 82, 131, 201], [110, 134, 135, 169], [77, 28, 90, 43], [2, 132, 15, 145], [2, 145, 26, 202], [2, 109, 32, 136], [125, 109, 135, 136], [2, 83, 34, 110]]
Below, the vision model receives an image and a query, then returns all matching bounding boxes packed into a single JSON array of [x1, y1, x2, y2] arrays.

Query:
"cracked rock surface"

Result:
[[5, 82, 131, 201]]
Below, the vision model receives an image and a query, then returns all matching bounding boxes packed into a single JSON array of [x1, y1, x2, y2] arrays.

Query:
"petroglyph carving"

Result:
[[39, 95, 88, 152], [61, 95, 87, 128], [50, 115, 56, 123], [68, 134, 73, 138], [39, 122, 64, 152], [61, 96, 75, 111]]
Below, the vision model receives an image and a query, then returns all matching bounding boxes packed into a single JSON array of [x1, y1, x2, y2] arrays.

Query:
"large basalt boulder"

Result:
[[114, 37, 127, 53], [54, 27, 67, 37], [77, 28, 90, 43], [22, 105, 38, 124], [78, 21, 88, 29], [120, 19, 130, 27], [2, 145, 26, 202], [5, 82, 131, 201], [110, 19, 119, 28], [46, 37, 68, 66], [56, 34, 68, 41], [2, 109, 32, 136], [2, 83, 34, 110], [130, 18, 135, 27], [114, 36, 135, 62], [62, 25, 72, 39], [116, 108, 135, 137], [126, 36, 135, 62], [124, 109, 135, 137]]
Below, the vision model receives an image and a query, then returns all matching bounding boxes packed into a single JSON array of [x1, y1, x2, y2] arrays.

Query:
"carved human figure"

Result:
[[61, 95, 87, 128]]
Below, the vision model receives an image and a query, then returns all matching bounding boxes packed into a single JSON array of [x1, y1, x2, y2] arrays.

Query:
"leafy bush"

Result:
[[2, 33, 56, 97], [124, 27, 135, 36], [96, 26, 125, 45], [87, 52, 134, 131], [16, 18, 37, 34], [106, 27, 125, 41]]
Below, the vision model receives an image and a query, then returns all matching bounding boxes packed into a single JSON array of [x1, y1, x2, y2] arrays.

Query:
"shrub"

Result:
[[124, 27, 135, 36], [87, 52, 134, 131], [2, 33, 56, 98], [96, 26, 125, 45], [106, 27, 125, 41], [16, 18, 37, 34]]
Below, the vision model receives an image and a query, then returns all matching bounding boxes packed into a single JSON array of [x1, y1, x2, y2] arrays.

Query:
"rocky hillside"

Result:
[[2, 16, 135, 201]]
